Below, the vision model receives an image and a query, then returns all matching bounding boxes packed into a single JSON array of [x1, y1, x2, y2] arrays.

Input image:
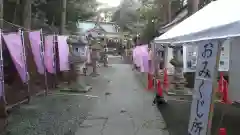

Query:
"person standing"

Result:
[[119, 45, 125, 59]]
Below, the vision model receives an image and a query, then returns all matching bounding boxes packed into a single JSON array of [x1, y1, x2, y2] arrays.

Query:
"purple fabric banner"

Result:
[[57, 36, 70, 71], [133, 46, 141, 67], [29, 30, 45, 74], [3, 32, 27, 82], [44, 35, 55, 74], [132, 45, 149, 73], [139, 45, 149, 72]]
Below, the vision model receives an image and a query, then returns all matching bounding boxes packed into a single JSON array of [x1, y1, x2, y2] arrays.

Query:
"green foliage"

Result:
[[138, 0, 185, 43], [112, 0, 140, 31], [36, 0, 98, 31], [3, 0, 98, 32], [113, 0, 213, 43]]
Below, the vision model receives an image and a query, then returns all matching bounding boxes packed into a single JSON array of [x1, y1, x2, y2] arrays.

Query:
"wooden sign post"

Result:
[[188, 39, 223, 135]]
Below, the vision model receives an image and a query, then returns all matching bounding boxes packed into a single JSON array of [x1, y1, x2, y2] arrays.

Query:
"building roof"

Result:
[[78, 21, 119, 34], [78, 21, 96, 33], [99, 23, 117, 33]]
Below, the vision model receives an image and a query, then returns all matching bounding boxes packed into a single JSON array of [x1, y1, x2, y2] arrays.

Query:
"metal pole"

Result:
[[19, 29, 30, 102], [40, 29, 48, 95]]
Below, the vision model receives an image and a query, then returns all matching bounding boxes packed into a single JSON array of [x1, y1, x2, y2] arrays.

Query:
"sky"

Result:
[[97, 0, 122, 8]]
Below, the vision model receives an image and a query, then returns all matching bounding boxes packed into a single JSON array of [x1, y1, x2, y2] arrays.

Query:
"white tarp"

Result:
[[155, 0, 240, 44]]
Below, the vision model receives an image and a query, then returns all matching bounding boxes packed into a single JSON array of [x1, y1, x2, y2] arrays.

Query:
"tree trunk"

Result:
[[162, 0, 171, 24], [167, 0, 172, 22], [60, 0, 67, 34], [188, 0, 199, 15], [192, 0, 199, 13], [22, 0, 32, 102], [22, 0, 31, 29]]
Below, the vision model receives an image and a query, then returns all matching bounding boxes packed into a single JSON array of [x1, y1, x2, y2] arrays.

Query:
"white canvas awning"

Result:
[[154, 0, 240, 44]]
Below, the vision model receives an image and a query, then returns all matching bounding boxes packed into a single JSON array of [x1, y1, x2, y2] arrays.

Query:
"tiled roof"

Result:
[[78, 22, 96, 33], [78, 21, 119, 34], [99, 23, 117, 33]]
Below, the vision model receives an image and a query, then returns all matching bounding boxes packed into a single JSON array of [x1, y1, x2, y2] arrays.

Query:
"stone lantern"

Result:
[[169, 46, 186, 94], [63, 35, 92, 92]]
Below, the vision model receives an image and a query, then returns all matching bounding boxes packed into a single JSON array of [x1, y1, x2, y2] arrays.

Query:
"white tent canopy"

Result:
[[154, 0, 240, 44]]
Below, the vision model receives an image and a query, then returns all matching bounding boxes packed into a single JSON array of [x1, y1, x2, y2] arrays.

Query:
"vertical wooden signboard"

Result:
[[188, 39, 222, 135]]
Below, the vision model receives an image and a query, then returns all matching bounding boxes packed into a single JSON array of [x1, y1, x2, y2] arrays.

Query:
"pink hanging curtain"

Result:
[[3, 32, 27, 82], [29, 30, 45, 74], [44, 35, 55, 73], [138, 45, 149, 72], [57, 36, 70, 71]]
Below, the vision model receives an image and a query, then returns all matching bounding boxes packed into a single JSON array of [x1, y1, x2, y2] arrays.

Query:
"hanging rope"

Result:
[[0, 18, 53, 35]]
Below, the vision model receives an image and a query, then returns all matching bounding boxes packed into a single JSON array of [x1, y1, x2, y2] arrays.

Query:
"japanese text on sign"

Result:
[[188, 40, 220, 135]]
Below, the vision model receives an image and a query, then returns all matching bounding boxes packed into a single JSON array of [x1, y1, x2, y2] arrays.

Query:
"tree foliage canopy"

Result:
[[112, 0, 186, 43], [3, 0, 98, 32], [113, 0, 213, 43], [137, 0, 186, 43]]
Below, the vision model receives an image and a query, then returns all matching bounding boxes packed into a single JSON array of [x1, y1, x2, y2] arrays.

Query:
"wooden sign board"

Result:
[[188, 40, 222, 135]]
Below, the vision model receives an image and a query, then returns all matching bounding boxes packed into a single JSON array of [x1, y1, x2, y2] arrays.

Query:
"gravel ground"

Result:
[[5, 94, 92, 135], [2, 65, 111, 135], [2, 56, 169, 135]]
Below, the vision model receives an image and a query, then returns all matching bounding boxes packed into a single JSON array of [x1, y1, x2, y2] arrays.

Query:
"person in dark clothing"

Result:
[[118, 45, 125, 58]]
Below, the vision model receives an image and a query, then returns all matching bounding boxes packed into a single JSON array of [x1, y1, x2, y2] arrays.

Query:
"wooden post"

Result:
[[0, 0, 7, 117], [40, 29, 48, 95], [0, 30, 7, 117], [19, 29, 31, 103]]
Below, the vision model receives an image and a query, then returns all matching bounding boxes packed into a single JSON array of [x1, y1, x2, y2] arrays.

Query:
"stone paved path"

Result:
[[2, 56, 169, 135], [75, 63, 169, 135]]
